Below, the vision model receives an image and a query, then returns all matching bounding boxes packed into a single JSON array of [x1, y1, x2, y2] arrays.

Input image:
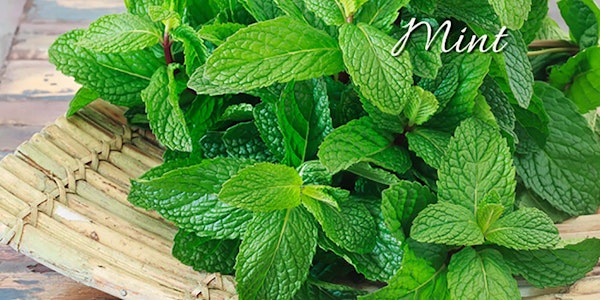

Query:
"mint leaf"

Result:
[[406, 128, 451, 169], [318, 117, 411, 174], [499, 239, 600, 288], [411, 202, 484, 246], [360, 95, 405, 134], [254, 102, 286, 161], [448, 248, 520, 300], [479, 77, 518, 145], [125, 0, 163, 16], [486, 208, 559, 250], [438, 118, 516, 212], [476, 202, 505, 234], [236, 208, 317, 300], [346, 163, 401, 186], [303, 0, 345, 25], [520, 0, 549, 44], [488, 0, 532, 30], [222, 121, 275, 161], [204, 16, 343, 92], [49, 29, 162, 106], [298, 161, 332, 185], [274, 0, 335, 34], [172, 230, 239, 274], [239, 0, 283, 21], [558, 0, 600, 49], [423, 52, 491, 131], [278, 79, 333, 167], [396, 21, 443, 79], [404, 87, 439, 126], [128, 157, 254, 239], [199, 132, 228, 159], [491, 30, 534, 108], [514, 82, 600, 215], [549, 46, 600, 113], [535, 17, 570, 40], [516, 188, 571, 223], [66, 87, 99, 117], [303, 196, 377, 254], [359, 246, 449, 300], [141, 66, 193, 152], [382, 181, 436, 240], [339, 22, 413, 115], [294, 279, 368, 300], [78, 13, 162, 53], [171, 24, 208, 76], [198, 23, 246, 46], [301, 185, 349, 206], [219, 162, 303, 212], [355, 0, 409, 33], [513, 94, 549, 154], [319, 197, 403, 282]]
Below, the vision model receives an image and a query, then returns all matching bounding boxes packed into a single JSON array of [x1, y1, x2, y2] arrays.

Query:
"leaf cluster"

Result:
[[49, 0, 600, 299]]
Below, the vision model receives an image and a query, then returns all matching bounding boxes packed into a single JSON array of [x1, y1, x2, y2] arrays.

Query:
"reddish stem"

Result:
[[163, 34, 173, 65]]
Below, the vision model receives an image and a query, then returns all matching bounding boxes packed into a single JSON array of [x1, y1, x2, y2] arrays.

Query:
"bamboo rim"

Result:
[[0, 100, 598, 299]]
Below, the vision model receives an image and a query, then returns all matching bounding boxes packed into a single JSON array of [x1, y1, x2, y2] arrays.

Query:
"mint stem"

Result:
[[163, 34, 173, 65]]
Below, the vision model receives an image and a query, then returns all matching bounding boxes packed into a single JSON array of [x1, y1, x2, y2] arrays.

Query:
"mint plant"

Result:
[[49, 0, 600, 299]]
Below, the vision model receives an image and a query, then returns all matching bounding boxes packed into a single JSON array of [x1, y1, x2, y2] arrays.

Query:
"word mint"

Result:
[[391, 18, 509, 56]]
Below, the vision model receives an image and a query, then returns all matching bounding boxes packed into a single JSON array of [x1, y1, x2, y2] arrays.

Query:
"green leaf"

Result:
[[125, 0, 163, 16], [487, 0, 531, 30], [222, 121, 275, 161], [219, 162, 303, 212], [486, 208, 559, 250], [172, 230, 239, 274], [360, 94, 405, 134], [549, 46, 600, 113], [78, 13, 161, 53], [198, 23, 246, 46], [319, 197, 403, 282], [491, 30, 534, 108], [298, 161, 332, 185], [438, 118, 516, 212], [318, 117, 411, 174], [128, 157, 254, 239], [447, 248, 520, 300], [339, 22, 413, 115], [66, 87, 99, 117], [476, 203, 505, 235], [171, 24, 208, 76], [204, 16, 343, 92], [303, 0, 345, 25], [346, 163, 401, 186], [301, 185, 349, 207], [397, 21, 443, 79], [382, 181, 437, 240], [535, 17, 570, 40], [516, 188, 571, 223], [512, 94, 549, 154], [514, 82, 600, 215], [411, 202, 484, 246], [278, 79, 333, 167], [274, 0, 336, 34], [303, 196, 377, 254], [48, 29, 162, 107], [239, 0, 283, 21], [423, 52, 491, 131], [404, 87, 439, 126], [472, 94, 498, 128], [236, 208, 317, 300], [406, 128, 451, 169], [520, 0, 548, 44], [355, 0, 410, 33], [359, 246, 449, 300], [254, 102, 286, 161], [499, 239, 600, 288], [294, 279, 368, 300], [558, 0, 600, 49], [141, 66, 193, 152], [479, 77, 518, 144], [200, 132, 228, 159]]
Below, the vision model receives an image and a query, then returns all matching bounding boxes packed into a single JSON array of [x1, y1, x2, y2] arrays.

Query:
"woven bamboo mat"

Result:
[[0, 100, 598, 299]]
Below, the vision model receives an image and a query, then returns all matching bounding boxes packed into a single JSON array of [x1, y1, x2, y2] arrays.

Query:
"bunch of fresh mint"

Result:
[[48, 0, 600, 299]]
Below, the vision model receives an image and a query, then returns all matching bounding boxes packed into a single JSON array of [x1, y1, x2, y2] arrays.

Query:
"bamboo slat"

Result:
[[0, 100, 598, 299]]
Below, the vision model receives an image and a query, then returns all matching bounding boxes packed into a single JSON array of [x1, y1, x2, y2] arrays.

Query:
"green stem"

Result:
[[527, 47, 579, 57]]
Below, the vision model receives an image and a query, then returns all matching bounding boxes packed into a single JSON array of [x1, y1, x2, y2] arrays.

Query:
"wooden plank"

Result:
[[0, 60, 79, 101], [0, 125, 43, 152], [0, 100, 69, 126], [0, 245, 118, 300], [0, 0, 26, 68]]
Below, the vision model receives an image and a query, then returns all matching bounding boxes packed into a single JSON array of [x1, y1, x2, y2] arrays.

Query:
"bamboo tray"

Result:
[[0, 100, 598, 300]]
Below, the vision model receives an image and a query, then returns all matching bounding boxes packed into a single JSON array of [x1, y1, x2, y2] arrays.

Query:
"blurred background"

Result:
[[0, 0, 575, 298]]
